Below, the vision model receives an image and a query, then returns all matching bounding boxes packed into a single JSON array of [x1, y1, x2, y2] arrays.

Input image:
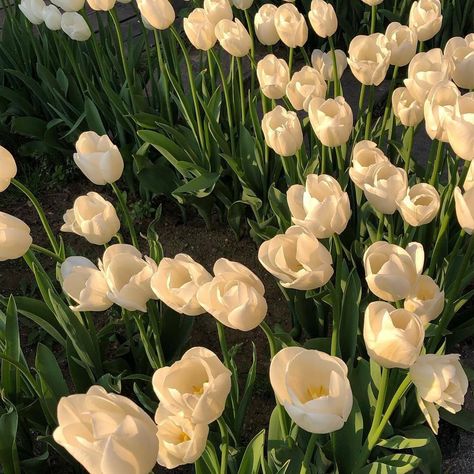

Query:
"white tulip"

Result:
[[392, 87, 424, 127], [311, 49, 347, 81], [137, 0, 175, 30], [397, 183, 441, 227], [349, 140, 389, 189], [286, 66, 327, 111], [204, 0, 233, 25], [308, 0, 337, 38], [274, 4, 308, 48], [183, 8, 217, 51], [0, 146, 17, 192], [444, 35, 474, 90], [42, 5, 62, 30], [257, 54, 290, 100], [404, 275, 444, 324], [254, 4, 279, 46], [409, 0, 442, 42], [19, 0, 45, 24], [385, 22, 418, 67], [0, 212, 33, 261], [446, 92, 474, 161], [215, 19, 252, 57], [61, 12, 91, 41]]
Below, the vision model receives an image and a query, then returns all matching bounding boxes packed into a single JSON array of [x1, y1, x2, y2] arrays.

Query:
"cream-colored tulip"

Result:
[[258, 226, 333, 290], [61, 12, 91, 41], [397, 183, 440, 227], [99, 244, 158, 312], [61, 192, 120, 245], [155, 405, 208, 469], [137, 0, 175, 30], [465, 161, 474, 191], [392, 87, 424, 127], [257, 54, 290, 100], [308, 96, 353, 147], [261, 106, 303, 156], [53, 386, 158, 474], [404, 275, 444, 324], [270, 347, 353, 434], [363, 241, 424, 302], [446, 93, 474, 161], [424, 80, 460, 142], [183, 9, 217, 51], [454, 186, 474, 234], [409, 0, 442, 42], [87, 0, 115, 11], [362, 162, 408, 215], [349, 140, 389, 189], [404, 49, 451, 104], [73, 131, 124, 185], [151, 254, 212, 316], [364, 302, 424, 369], [232, 0, 252, 10], [361, 0, 383, 4], [0, 146, 17, 192], [444, 35, 474, 90], [410, 354, 468, 433], [51, 0, 84, 12], [254, 4, 279, 46], [61, 257, 113, 312], [274, 4, 308, 48], [347, 34, 391, 86], [385, 22, 418, 67], [42, 5, 62, 30], [287, 174, 351, 239], [152, 347, 231, 424], [308, 0, 337, 38], [204, 0, 232, 25], [0, 212, 32, 261], [311, 49, 347, 81], [19, 0, 45, 24], [215, 19, 252, 57], [196, 259, 267, 331], [286, 66, 327, 111]]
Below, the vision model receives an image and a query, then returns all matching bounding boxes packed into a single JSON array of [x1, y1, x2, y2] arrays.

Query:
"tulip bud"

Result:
[[42, 5, 62, 30], [87, 0, 115, 11], [409, 0, 442, 42], [361, 0, 383, 4], [308, 0, 337, 38], [308, 96, 353, 147], [404, 275, 444, 324], [286, 66, 327, 111], [196, 259, 267, 331], [232, 0, 252, 10], [51, 0, 85, 12], [61, 257, 113, 312], [347, 33, 391, 86], [261, 106, 303, 156], [454, 186, 474, 234], [364, 302, 424, 369], [53, 386, 158, 474], [270, 347, 353, 434], [397, 183, 440, 227], [19, 0, 45, 24], [385, 22, 418, 67], [61, 192, 121, 245], [349, 140, 389, 189], [274, 4, 308, 48], [137, 0, 175, 30], [61, 12, 91, 41], [257, 54, 290, 100], [215, 19, 252, 57], [183, 8, 217, 51], [152, 347, 231, 424], [151, 254, 212, 316], [204, 0, 232, 25], [99, 244, 158, 312], [444, 35, 474, 90], [287, 174, 351, 239], [0, 212, 33, 261], [254, 4, 279, 46], [446, 93, 474, 161], [311, 49, 347, 81], [0, 146, 17, 192], [392, 87, 424, 127]]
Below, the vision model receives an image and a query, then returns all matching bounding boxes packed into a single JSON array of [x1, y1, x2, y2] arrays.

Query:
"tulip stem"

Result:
[[300, 434, 318, 474], [376, 212, 385, 241], [236, 57, 246, 125], [328, 36, 341, 97], [288, 47, 294, 76], [429, 141, 445, 187], [216, 321, 238, 415], [132, 312, 160, 370], [244, 9, 256, 92], [370, 5, 377, 34], [364, 86, 375, 140], [217, 418, 229, 474], [110, 182, 139, 248], [154, 30, 173, 124], [404, 126, 415, 172], [30, 244, 63, 263], [379, 66, 399, 146], [369, 367, 389, 439], [330, 235, 343, 357]]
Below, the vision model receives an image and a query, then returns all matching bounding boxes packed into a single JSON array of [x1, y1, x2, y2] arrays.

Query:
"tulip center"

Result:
[[192, 384, 205, 395], [306, 384, 328, 401], [179, 431, 191, 443]]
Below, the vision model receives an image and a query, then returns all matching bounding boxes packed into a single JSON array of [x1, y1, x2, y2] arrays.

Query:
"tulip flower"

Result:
[[397, 183, 440, 227], [87, 0, 115, 11], [215, 19, 252, 57], [254, 4, 279, 46], [204, 0, 233, 25], [183, 8, 217, 51], [137, 0, 175, 30], [311, 49, 347, 81], [257, 54, 290, 100], [42, 5, 62, 30], [361, 0, 383, 4], [392, 87, 424, 127], [385, 22, 418, 67], [0, 212, 33, 261], [308, 0, 337, 39], [0, 146, 17, 192], [286, 66, 327, 111], [409, 0, 442, 42], [349, 140, 389, 189], [232, 0, 253, 10], [464, 162, 474, 191], [19, 0, 45, 24], [446, 93, 474, 161], [444, 35, 474, 90], [61, 12, 91, 41], [51, 0, 84, 11], [274, 4, 308, 48], [454, 187, 474, 234], [404, 275, 444, 324]]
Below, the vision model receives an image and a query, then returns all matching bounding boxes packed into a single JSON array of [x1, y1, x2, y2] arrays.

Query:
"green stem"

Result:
[[379, 66, 399, 146], [288, 47, 294, 75], [217, 418, 229, 474], [364, 86, 375, 140], [331, 235, 343, 357], [328, 35, 341, 97], [207, 49, 216, 91], [404, 126, 415, 172], [376, 212, 384, 241], [236, 57, 246, 125], [148, 302, 166, 368], [110, 182, 139, 248], [132, 312, 160, 369], [30, 244, 63, 262], [429, 141, 445, 187], [369, 368, 389, 438], [154, 30, 173, 123], [300, 434, 318, 474], [370, 5, 377, 34], [244, 9, 255, 91]]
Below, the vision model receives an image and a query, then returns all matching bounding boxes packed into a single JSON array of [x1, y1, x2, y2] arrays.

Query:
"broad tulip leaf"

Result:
[[238, 429, 266, 474], [0, 400, 21, 474]]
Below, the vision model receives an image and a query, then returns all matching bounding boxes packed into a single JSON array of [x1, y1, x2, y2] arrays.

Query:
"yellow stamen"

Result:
[[306, 385, 328, 400]]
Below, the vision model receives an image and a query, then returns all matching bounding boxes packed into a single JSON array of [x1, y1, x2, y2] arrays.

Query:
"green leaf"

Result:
[[0, 400, 21, 474], [1, 297, 21, 399], [377, 435, 428, 449], [268, 184, 291, 232], [359, 454, 421, 473], [235, 343, 257, 437], [85, 97, 107, 136], [440, 407, 474, 432], [238, 430, 266, 474], [172, 172, 220, 198], [402, 426, 441, 474]]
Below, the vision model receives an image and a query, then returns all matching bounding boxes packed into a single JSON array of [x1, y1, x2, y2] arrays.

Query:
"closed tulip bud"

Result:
[[364, 241, 424, 302], [61, 192, 120, 245], [51, 0, 85, 12], [308, 96, 353, 147], [311, 49, 347, 81], [204, 0, 232, 25], [261, 106, 303, 156], [308, 0, 337, 38], [270, 347, 353, 434], [349, 140, 389, 189], [404, 49, 451, 104], [196, 259, 267, 331], [404, 275, 444, 324], [397, 183, 440, 227], [258, 226, 333, 290], [446, 93, 474, 161], [215, 19, 252, 57], [61, 257, 113, 312], [348, 33, 391, 86], [454, 186, 474, 234], [155, 405, 208, 469], [409, 0, 442, 42], [42, 5, 62, 30], [254, 4, 279, 46], [53, 386, 158, 474], [287, 174, 351, 239], [286, 66, 327, 111], [19, 0, 45, 24], [361, 0, 383, 4], [232, 0, 252, 10], [392, 87, 424, 127], [364, 302, 424, 369], [0, 212, 32, 261], [410, 354, 468, 434], [257, 54, 290, 100], [137, 0, 175, 30], [183, 9, 217, 51], [87, 0, 115, 10], [385, 22, 418, 67], [444, 35, 474, 90], [99, 244, 158, 312], [362, 162, 408, 215], [274, 4, 308, 48], [424, 80, 460, 142], [151, 254, 212, 316], [0, 146, 17, 192], [152, 347, 231, 424], [61, 12, 91, 41]]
